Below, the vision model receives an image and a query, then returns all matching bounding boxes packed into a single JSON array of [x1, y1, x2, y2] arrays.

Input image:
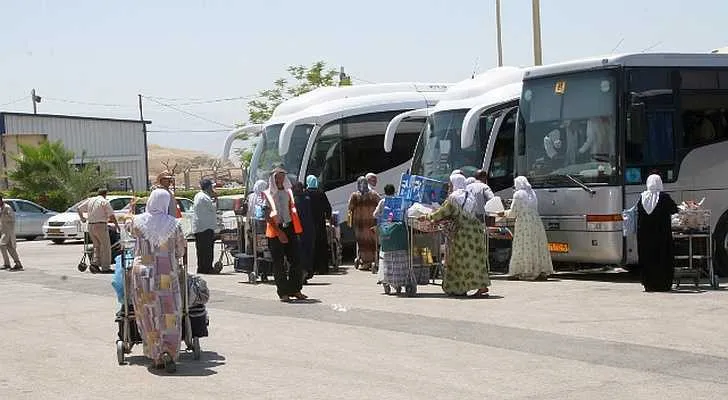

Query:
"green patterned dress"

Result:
[[428, 199, 490, 295]]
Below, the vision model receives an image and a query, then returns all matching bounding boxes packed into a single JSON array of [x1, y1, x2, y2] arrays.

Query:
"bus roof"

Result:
[[278, 89, 449, 155], [271, 82, 451, 118], [524, 53, 728, 80]]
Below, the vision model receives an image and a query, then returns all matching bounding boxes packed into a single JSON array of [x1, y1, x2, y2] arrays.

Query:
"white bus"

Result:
[[277, 87, 451, 240], [385, 67, 523, 192], [514, 53, 728, 273], [222, 83, 450, 192]]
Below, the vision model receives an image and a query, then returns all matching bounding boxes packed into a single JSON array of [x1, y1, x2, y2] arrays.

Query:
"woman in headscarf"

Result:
[[637, 174, 678, 292], [246, 180, 268, 254], [293, 181, 314, 282], [422, 173, 490, 296], [128, 189, 186, 372], [306, 175, 332, 275], [501, 176, 553, 280], [348, 176, 381, 270]]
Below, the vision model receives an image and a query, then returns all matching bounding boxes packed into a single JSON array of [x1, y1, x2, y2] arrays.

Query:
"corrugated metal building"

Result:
[[0, 112, 149, 190]]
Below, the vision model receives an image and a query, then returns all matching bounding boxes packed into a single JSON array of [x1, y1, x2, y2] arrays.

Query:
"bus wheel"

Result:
[[713, 218, 728, 277]]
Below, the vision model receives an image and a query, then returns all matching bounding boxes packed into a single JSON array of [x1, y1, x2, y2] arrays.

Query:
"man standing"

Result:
[[466, 169, 495, 222], [263, 167, 307, 301], [0, 196, 23, 271], [366, 172, 378, 194], [78, 189, 119, 273], [192, 178, 218, 274], [153, 170, 179, 217]]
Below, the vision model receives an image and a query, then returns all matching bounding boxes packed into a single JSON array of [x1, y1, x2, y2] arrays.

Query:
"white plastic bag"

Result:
[[484, 196, 505, 215]]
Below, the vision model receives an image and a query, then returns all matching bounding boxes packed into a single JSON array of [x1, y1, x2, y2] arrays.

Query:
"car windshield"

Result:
[[66, 200, 86, 213], [410, 109, 489, 181], [517, 70, 618, 187]]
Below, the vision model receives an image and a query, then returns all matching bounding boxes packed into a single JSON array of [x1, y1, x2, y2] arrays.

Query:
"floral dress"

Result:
[[130, 223, 186, 363], [505, 196, 553, 280], [428, 199, 490, 295]]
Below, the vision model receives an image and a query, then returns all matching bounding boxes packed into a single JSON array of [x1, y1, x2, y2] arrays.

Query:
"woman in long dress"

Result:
[[503, 176, 553, 280], [245, 180, 268, 255], [348, 176, 381, 270], [424, 173, 490, 296], [128, 189, 186, 372], [293, 181, 315, 282], [637, 174, 678, 292], [306, 175, 332, 275]]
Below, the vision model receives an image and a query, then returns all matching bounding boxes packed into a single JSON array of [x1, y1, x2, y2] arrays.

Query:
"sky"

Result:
[[0, 0, 725, 158]]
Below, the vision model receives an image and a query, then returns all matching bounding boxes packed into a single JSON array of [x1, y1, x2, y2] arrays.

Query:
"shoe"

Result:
[[279, 295, 291, 302], [89, 264, 101, 274], [162, 353, 176, 373], [291, 292, 308, 300], [1, 265, 10, 270], [9, 265, 23, 272]]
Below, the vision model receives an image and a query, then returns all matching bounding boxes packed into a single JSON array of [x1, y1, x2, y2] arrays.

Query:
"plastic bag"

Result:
[[188, 274, 210, 306], [111, 255, 124, 304]]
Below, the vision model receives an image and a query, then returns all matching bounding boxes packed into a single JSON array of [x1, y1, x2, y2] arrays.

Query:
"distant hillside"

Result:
[[147, 144, 242, 187]]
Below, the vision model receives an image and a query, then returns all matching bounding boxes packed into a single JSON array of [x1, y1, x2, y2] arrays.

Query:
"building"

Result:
[[0, 112, 150, 191]]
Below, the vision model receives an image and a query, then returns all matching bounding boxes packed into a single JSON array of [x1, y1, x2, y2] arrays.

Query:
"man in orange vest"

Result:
[[263, 166, 308, 302]]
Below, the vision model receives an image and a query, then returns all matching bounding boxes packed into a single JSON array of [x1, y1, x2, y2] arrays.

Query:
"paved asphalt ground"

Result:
[[1, 239, 727, 399]]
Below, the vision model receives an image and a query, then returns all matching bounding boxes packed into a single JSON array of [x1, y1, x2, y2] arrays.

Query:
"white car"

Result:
[[118, 196, 196, 239], [43, 196, 133, 244]]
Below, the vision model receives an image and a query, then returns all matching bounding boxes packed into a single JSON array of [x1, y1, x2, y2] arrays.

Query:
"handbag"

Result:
[[622, 198, 639, 237]]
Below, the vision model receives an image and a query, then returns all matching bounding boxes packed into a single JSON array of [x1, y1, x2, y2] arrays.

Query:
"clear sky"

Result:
[[0, 0, 724, 157]]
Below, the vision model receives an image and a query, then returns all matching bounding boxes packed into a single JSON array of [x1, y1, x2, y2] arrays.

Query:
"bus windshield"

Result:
[[517, 70, 618, 187], [410, 109, 488, 181], [246, 123, 313, 188]]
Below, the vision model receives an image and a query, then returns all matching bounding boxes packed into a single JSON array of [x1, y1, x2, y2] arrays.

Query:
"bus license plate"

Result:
[[548, 242, 569, 253]]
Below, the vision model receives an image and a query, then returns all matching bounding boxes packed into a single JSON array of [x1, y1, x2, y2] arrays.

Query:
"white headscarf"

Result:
[[268, 168, 292, 197], [133, 189, 179, 249], [641, 174, 662, 215], [465, 177, 476, 186], [253, 179, 267, 194], [449, 173, 476, 216], [513, 176, 538, 210]]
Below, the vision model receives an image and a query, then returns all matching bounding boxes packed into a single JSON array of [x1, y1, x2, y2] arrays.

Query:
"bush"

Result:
[[109, 188, 246, 200]]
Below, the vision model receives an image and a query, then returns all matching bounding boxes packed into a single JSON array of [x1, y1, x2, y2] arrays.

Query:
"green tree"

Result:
[[7, 140, 113, 211], [246, 61, 351, 124]]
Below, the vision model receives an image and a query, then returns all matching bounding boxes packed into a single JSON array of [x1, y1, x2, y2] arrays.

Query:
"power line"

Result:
[[0, 96, 28, 107], [44, 97, 135, 108], [142, 95, 234, 128], [144, 95, 254, 106], [148, 129, 230, 133]]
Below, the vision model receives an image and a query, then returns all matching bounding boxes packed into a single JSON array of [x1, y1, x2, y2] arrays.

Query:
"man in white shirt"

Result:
[[0, 196, 22, 271], [466, 169, 495, 222], [78, 189, 119, 273], [192, 179, 218, 274]]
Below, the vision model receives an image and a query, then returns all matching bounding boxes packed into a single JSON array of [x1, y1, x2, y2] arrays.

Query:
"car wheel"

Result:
[[24, 236, 37, 241], [51, 239, 66, 245]]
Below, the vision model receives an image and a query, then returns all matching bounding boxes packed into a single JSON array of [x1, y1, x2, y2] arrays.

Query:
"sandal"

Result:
[[291, 292, 308, 300]]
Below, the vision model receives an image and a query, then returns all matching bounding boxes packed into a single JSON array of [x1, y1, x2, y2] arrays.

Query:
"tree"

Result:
[[246, 61, 351, 124], [7, 140, 113, 211]]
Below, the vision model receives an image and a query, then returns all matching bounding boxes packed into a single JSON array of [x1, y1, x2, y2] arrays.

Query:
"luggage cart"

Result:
[[672, 208, 719, 289], [78, 223, 122, 273], [116, 231, 204, 368], [213, 215, 243, 273], [391, 216, 441, 297], [326, 219, 342, 272], [241, 217, 272, 284]]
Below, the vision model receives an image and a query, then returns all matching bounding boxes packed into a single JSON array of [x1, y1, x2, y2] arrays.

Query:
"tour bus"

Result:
[[384, 67, 524, 192], [514, 53, 728, 273], [276, 87, 451, 240], [222, 83, 450, 193]]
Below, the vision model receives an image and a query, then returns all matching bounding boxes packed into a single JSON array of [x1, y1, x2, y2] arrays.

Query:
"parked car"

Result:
[[2, 199, 57, 241], [216, 194, 245, 237], [43, 195, 133, 244], [118, 196, 196, 239]]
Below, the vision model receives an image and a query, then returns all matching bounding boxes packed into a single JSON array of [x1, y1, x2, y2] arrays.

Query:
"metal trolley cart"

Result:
[[115, 230, 205, 368], [393, 216, 442, 297], [672, 207, 719, 289], [240, 217, 272, 284], [78, 223, 122, 273], [214, 215, 243, 273]]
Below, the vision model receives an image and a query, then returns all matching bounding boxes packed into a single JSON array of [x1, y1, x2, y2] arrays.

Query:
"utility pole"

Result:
[[532, 0, 543, 66], [495, 0, 503, 67], [138, 94, 150, 190], [31, 89, 41, 114]]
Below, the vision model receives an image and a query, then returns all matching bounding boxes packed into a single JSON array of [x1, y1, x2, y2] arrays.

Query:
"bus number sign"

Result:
[[554, 80, 567, 95]]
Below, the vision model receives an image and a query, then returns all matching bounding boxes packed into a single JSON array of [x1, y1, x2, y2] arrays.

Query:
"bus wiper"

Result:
[[566, 174, 596, 195]]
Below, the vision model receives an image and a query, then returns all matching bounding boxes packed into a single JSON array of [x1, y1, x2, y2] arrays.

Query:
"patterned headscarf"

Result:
[[356, 176, 369, 194]]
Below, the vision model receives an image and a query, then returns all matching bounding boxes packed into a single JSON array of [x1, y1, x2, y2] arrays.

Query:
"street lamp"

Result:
[[495, 0, 503, 67], [31, 89, 42, 114]]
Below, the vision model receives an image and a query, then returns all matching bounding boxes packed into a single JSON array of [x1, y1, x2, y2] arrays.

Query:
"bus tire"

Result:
[[713, 216, 728, 277]]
